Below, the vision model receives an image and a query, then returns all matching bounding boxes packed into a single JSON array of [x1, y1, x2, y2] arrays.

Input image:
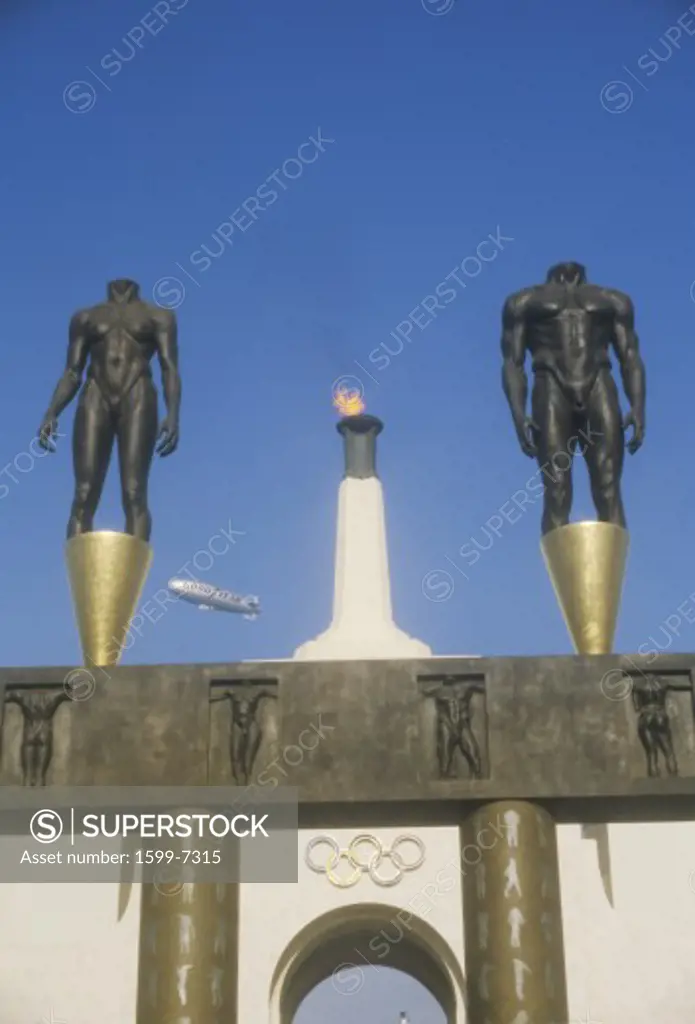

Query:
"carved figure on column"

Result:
[[631, 673, 678, 777], [4, 689, 70, 786], [501, 262, 646, 535], [37, 279, 181, 541], [423, 677, 484, 779], [210, 686, 277, 785]]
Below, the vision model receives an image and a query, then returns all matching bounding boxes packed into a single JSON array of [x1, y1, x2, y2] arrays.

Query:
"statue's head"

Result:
[[546, 262, 586, 286], [107, 279, 140, 301]]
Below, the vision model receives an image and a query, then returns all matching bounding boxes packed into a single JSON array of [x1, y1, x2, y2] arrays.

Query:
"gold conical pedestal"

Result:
[[541, 521, 628, 655], [65, 531, 153, 666]]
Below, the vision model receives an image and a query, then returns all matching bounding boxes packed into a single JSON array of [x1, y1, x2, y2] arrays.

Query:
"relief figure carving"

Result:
[[4, 688, 70, 787], [632, 674, 678, 777], [422, 677, 485, 779], [210, 685, 277, 785]]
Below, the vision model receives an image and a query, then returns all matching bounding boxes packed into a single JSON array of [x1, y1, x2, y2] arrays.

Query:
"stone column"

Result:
[[136, 881, 239, 1023], [461, 801, 568, 1024]]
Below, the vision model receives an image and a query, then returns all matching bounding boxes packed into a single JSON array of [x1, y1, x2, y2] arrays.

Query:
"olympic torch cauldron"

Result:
[[292, 384, 431, 660]]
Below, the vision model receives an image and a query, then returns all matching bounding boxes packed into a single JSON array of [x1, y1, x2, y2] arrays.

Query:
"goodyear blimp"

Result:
[[167, 578, 261, 620]]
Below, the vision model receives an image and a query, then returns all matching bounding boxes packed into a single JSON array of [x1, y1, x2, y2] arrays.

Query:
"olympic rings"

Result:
[[305, 833, 426, 888]]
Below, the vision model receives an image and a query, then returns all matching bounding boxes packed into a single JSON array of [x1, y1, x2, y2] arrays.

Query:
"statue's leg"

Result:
[[656, 719, 678, 775], [531, 374, 574, 535], [20, 738, 31, 786], [460, 725, 482, 778], [662, 737, 678, 775], [116, 376, 158, 541], [637, 717, 657, 776], [245, 721, 262, 783], [37, 733, 52, 787], [26, 740, 42, 787], [68, 382, 115, 537], [439, 722, 455, 776], [231, 724, 245, 785], [436, 720, 446, 775], [584, 369, 626, 527]]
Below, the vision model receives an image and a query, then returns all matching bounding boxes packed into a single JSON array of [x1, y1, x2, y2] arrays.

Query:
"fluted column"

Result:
[[461, 800, 568, 1024], [136, 881, 239, 1023]]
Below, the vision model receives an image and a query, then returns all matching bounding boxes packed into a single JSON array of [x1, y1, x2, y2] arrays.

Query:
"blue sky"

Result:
[[2, 0, 695, 1018]]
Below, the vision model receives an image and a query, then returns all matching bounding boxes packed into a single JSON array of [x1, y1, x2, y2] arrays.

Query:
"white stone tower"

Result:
[[294, 410, 431, 660]]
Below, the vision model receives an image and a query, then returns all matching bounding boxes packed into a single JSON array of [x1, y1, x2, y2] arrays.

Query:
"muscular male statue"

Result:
[[38, 279, 181, 541], [501, 262, 646, 535]]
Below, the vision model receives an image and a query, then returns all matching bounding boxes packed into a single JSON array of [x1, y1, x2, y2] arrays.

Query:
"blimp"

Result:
[[167, 578, 261, 619]]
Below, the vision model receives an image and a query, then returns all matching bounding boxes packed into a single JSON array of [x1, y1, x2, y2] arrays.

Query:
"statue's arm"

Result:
[[631, 681, 641, 712], [610, 291, 645, 428], [48, 693, 70, 714], [501, 292, 530, 429], [153, 309, 181, 425], [42, 311, 91, 421], [250, 691, 274, 712]]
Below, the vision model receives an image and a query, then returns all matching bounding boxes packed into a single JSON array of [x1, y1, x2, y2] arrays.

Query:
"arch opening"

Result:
[[271, 903, 464, 1024]]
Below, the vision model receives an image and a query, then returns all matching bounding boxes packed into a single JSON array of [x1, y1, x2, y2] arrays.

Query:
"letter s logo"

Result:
[[30, 809, 64, 843]]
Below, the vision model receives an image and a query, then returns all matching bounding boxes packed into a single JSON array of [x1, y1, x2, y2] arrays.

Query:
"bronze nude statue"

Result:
[[501, 262, 646, 535], [37, 279, 181, 541]]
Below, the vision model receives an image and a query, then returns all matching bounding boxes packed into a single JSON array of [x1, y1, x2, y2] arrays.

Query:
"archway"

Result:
[[270, 903, 466, 1024]]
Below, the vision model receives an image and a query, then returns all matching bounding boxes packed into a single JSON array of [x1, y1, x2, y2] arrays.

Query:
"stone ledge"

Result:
[[1, 655, 692, 818]]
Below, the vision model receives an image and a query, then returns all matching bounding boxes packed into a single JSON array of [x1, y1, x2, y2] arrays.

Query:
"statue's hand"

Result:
[[624, 410, 644, 454], [37, 416, 58, 453], [156, 416, 179, 457], [515, 416, 538, 458]]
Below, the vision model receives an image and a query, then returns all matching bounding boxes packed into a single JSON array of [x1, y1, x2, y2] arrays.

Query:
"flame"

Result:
[[333, 387, 365, 416]]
